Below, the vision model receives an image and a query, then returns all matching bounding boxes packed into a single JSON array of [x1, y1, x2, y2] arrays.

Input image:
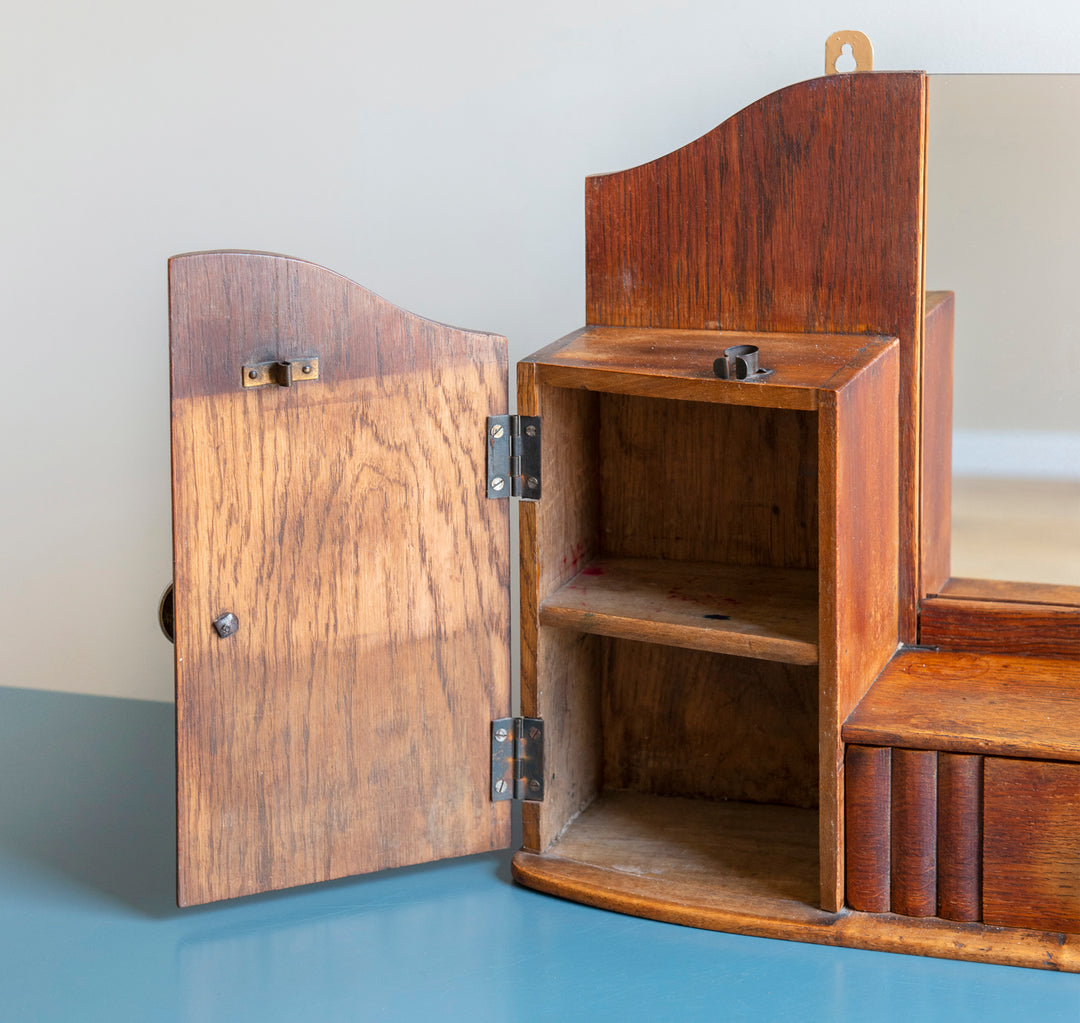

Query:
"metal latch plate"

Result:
[[491, 717, 544, 802], [243, 357, 320, 388]]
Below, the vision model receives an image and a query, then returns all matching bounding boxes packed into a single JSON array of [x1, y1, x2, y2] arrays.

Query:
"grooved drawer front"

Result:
[[983, 759, 1080, 933]]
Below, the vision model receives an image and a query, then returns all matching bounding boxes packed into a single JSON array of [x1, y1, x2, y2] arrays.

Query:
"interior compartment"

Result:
[[525, 382, 823, 907]]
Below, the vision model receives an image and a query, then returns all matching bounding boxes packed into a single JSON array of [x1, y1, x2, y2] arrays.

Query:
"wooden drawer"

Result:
[[983, 759, 1080, 933]]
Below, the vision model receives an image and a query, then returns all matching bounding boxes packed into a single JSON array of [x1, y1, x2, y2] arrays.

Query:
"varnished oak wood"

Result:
[[818, 343, 901, 910], [845, 745, 891, 913], [540, 557, 818, 664], [983, 759, 1080, 933], [937, 753, 982, 922], [920, 596, 1080, 658], [518, 335, 900, 915], [170, 251, 511, 905], [597, 393, 819, 570], [518, 370, 603, 854], [890, 749, 937, 918], [940, 577, 1080, 607], [511, 793, 1080, 972], [534, 328, 896, 410], [602, 641, 819, 810], [919, 291, 953, 597], [585, 72, 926, 640], [843, 650, 1080, 761]]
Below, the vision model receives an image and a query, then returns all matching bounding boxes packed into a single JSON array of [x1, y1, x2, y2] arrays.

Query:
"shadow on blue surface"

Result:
[[0, 687, 179, 915], [0, 687, 513, 919]]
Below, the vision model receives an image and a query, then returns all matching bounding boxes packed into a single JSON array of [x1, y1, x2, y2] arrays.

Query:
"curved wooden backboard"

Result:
[[169, 251, 510, 906], [585, 72, 926, 638]]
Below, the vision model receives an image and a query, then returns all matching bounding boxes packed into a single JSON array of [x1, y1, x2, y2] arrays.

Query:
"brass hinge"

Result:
[[486, 416, 541, 500], [491, 717, 544, 802]]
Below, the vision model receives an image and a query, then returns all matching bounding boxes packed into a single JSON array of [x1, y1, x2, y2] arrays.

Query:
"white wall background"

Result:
[[4, 1, 1080, 702]]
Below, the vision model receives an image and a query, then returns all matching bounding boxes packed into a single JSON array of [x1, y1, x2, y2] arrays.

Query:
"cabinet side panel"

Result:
[[171, 252, 511, 905], [983, 758, 1080, 933], [586, 72, 926, 639], [519, 373, 603, 851], [937, 752, 982, 922], [920, 291, 954, 596], [819, 344, 901, 911], [844, 744, 891, 913]]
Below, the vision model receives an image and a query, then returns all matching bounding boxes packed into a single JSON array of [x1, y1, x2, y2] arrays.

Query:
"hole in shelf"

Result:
[[702, 613, 731, 620]]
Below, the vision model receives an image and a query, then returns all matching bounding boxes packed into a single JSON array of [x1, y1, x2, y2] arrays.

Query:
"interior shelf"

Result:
[[539, 557, 819, 664], [517, 792, 820, 917]]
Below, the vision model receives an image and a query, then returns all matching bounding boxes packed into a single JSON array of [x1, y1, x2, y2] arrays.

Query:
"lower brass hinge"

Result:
[[491, 717, 545, 802], [486, 415, 541, 500]]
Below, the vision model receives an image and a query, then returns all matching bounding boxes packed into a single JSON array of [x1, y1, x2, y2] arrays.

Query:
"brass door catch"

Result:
[[242, 357, 320, 388]]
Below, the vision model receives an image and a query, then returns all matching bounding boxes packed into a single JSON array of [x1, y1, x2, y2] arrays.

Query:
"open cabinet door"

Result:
[[169, 251, 511, 906]]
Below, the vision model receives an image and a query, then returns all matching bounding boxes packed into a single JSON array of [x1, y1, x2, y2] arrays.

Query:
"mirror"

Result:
[[926, 75, 1080, 590]]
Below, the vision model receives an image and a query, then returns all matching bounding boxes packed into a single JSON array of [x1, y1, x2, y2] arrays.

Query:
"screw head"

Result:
[[528, 726, 541, 740], [212, 612, 239, 638], [248, 369, 258, 379], [494, 728, 509, 742], [526, 476, 539, 490], [494, 779, 509, 795], [525, 424, 537, 437], [490, 423, 505, 439], [302, 364, 313, 374], [528, 779, 541, 793], [490, 476, 505, 492]]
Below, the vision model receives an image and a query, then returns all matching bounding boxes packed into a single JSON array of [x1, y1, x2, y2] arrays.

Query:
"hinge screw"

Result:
[[490, 423, 505, 439], [526, 476, 539, 490], [525, 424, 537, 437], [529, 779, 541, 793], [490, 477, 505, 492], [494, 779, 508, 795], [528, 726, 541, 740], [302, 364, 313, 374], [494, 727, 509, 742]]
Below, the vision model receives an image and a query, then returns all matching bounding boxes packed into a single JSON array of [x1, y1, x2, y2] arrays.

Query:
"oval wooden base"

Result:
[[512, 851, 1080, 972]]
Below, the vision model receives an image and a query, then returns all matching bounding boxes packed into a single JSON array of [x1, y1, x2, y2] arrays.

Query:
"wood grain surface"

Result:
[[843, 649, 1080, 761], [845, 744, 891, 913], [983, 758, 1080, 933], [920, 596, 1080, 658], [585, 72, 926, 640], [601, 640, 819, 809], [920, 291, 954, 597], [540, 557, 818, 664], [597, 392, 819, 570], [940, 577, 1080, 606], [512, 793, 1080, 972], [818, 344, 901, 910], [936, 752, 982, 922], [170, 251, 511, 905], [518, 372, 604, 853], [890, 749, 937, 917], [533, 328, 896, 410]]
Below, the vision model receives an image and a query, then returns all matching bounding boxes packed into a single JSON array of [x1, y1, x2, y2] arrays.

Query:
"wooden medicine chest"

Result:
[[167, 70, 1079, 970]]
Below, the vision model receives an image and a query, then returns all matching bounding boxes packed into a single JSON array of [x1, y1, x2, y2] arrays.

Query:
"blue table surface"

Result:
[[0, 686, 1076, 1023]]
